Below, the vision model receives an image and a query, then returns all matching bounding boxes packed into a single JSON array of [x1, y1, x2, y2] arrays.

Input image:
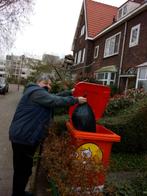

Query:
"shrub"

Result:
[[109, 84, 119, 97], [104, 95, 133, 116], [101, 97, 147, 153], [104, 88, 147, 116], [51, 81, 75, 115], [41, 124, 105, 196]]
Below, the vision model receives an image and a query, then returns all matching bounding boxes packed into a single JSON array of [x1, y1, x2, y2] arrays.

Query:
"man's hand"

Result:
[[77, 96, 87, 104], [71, 88, 75, 94]]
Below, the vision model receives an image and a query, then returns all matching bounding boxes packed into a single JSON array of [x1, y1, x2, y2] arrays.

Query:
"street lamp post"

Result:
[[17, 55, 25, 91]]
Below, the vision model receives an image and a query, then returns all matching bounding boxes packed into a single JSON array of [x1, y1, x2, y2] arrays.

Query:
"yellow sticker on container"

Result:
[[76, 143, 103, 163]]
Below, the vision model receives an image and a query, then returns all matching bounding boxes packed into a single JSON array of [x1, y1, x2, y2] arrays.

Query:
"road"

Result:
[[0, 84, 23, 196]]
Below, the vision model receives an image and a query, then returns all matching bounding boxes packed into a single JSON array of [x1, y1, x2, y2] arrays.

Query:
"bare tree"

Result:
[[0, 0, 34, 52], [42, 54, 64, 80]]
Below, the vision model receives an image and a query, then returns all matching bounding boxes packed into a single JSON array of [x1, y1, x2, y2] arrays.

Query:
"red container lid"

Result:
[[69, 82, 111, 121]]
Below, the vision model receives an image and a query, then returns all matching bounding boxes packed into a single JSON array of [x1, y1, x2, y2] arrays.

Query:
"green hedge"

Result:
[[100, 96, 147, 153]]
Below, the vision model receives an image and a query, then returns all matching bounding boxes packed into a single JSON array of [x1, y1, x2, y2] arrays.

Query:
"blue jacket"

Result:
[[9, 83, 78, 146]]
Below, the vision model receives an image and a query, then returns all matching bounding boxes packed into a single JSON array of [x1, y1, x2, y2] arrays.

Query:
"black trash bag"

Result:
[[71, 103, 96, 132]]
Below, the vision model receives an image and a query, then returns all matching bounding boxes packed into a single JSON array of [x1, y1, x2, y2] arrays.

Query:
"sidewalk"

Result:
[[34, 165, 50, 196], [26, 159, 50, 196], [0, 84, 22, 196]]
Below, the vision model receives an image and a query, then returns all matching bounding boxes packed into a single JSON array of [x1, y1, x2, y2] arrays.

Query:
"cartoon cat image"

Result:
[[81, 148, 92, 158]]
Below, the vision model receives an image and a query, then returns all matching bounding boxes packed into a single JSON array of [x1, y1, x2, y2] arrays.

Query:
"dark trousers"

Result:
[[11, 142, 38, 196]]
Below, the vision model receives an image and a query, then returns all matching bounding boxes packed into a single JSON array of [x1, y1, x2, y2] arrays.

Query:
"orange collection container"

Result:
[[66, 82, 121, 190]]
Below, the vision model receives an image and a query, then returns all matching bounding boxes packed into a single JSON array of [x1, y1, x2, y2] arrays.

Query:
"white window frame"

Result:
[[129, 24, 140, 48], [118, 4, 128, 19], [136, 66, 147, 90], [95, 72, 116, 85], [94, 45, 99, 59], [104, 32, 121, 58]]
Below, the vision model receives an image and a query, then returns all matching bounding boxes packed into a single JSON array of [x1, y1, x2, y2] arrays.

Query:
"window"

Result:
[[80, 25, 85, 37], [74, 53, 77, 64], [82, 48, 85, 63], [104, 32, 121, 58], [118, 9, 122, 19], [136, 67, 147, 91], [129, 24, 140, 47], [94, 45, 99, 59], [77, 50, 82, 64], [118, 4, 128, 19], [95, 72, 116, 85]]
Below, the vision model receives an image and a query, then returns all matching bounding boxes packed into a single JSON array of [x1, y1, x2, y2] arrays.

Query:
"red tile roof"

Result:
[[85, 0, 118, 38]]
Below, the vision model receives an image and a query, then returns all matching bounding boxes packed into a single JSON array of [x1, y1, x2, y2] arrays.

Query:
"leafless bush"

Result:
[[41, 125, 105, 196]]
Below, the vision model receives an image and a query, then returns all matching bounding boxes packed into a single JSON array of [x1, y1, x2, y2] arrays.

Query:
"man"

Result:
[[9, 74, 87, 196]]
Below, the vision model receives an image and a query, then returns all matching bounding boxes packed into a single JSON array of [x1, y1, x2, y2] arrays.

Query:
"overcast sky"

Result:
[[8, 0, 126, 59]]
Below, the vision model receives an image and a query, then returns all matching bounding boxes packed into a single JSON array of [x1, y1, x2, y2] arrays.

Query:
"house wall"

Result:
[[89, 9, 147, 73], [72, 2, 147, 88], [90, 25, 125, 72], [122, 10, 147, 71], [85, 9, 147, 86], [73, 12, 86, 74], [73, 12, 85, 51]]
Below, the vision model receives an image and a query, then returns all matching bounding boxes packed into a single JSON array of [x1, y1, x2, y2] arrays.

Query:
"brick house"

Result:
[[71, 0, 147, 91]]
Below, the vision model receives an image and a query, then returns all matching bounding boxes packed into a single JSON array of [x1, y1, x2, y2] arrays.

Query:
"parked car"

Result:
[[0, 77, 9, 95]]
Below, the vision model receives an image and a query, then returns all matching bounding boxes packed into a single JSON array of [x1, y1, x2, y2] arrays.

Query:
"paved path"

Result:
[[0, 84, 23, 196]]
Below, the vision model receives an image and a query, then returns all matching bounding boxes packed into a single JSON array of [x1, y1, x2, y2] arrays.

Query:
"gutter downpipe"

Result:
[[117, 21, 128, 88], [83, 0, 88, 77], [135, 67, 140, 89]]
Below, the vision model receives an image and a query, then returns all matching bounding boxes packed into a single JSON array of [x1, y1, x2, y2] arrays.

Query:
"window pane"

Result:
[[77, 50, 82, 64], [94, 46, 99, 58], [139, 67, 147, 79], [104, 73, 108, 79], [104, 39, 110, 57], [74, 53, 77, 64], [104, 33, 120, 57], [123, 5, 127, 15], [109, 37, 115, 55], [114, 34, 120, 53], [130, 24, 140, 47], [82, 48, 85, 62], [118, 8, 122, 18], [138, 80, 147, 91], [80, 25, 85, 36], [111, 73, 115, 80], [131, 28, 138, 43], [98, 73, 104, 79]]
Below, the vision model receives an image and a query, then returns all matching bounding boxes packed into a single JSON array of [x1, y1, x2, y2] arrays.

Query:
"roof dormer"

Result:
[[117, 0, 141, 20]]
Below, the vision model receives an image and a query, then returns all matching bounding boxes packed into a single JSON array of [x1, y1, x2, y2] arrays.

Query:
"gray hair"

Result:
[[36, 73, 51, 82]]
